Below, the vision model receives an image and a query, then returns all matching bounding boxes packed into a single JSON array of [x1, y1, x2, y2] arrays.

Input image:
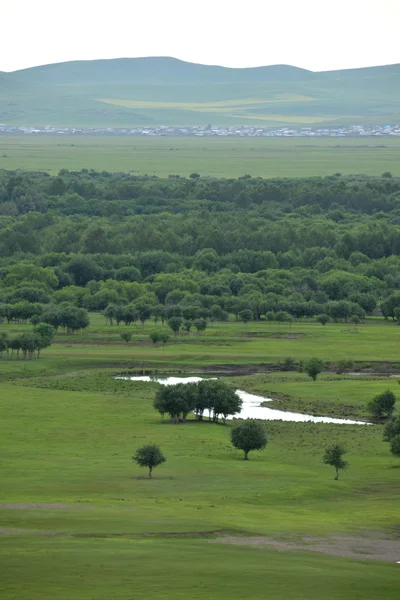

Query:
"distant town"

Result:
[[1, 123, 400, 137]]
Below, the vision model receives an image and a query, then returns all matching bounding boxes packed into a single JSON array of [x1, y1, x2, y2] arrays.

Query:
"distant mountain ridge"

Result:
[[1, 57, 400, 128], [5, 57, 315, 84]]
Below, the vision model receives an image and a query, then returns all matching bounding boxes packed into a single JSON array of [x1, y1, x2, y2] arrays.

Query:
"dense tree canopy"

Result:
[[1, 169, 400, 326]]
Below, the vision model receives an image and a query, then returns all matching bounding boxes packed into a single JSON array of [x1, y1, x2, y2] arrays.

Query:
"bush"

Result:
[[282, 357, 295, 371], [120, 331, 132, 344], [335, 359, 354, 374]]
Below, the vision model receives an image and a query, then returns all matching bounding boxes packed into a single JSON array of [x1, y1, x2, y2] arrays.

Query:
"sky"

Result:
[[1, 0, 400, 72]]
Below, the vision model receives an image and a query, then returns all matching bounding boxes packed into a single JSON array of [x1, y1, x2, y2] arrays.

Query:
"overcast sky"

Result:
[[2, 0, 400, 72]]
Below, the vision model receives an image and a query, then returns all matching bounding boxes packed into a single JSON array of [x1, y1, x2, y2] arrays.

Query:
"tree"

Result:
[[132, 444, 166, 478], [389, 434, 400, 458], [67, 256, 104, 286], [383, 416, 400, 442], [282, 357, 295, 371], [316, 314, 330, 326], [159, 332, 170, 345], [305, 357, 324, 381], [367, 390, 396, 420], [168, 316, 182, 335], [230, 420, 267, 460], [18, 332, 38, 359], [33, 323, 55, 355], [58, 304, 90, 333], [149, 331, 161, 344], [197, 379, 242, 423], [323, 444, 348, 480], [0, 334, 8, 358], [193, 318, 207, 333], [183, 319, 192, 333], [154, 383, 194, 423], [138, 305, 152, 326], [238, 309, 253, 324], [120, 331, 132, 344]]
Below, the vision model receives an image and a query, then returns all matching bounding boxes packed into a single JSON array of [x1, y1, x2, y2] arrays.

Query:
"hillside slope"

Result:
[[1, 57, 400, 128]]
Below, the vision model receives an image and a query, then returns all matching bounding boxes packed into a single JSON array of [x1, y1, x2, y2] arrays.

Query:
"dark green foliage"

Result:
[[153, 379, 242, 424], [367, 390, 396, 419], [323, 444, 348, 480], [389, 435, 400, 457], [230, 420, 268, 460], [238, 309, 253, 323], [120, 331, 132, 344], [132, 444, 166, 478], [149, 331, 161, 344], [316, 314, 331, 326], [383, 416, 400, 442], [1, 170, 400, 332], [305, 357, 324, 381], [167, 316, 182, 335], [193, 318, 207, 333], [282, 357, 295, 371]]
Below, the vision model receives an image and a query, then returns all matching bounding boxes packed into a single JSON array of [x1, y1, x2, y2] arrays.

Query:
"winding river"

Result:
[[116, 375, 368, 425]]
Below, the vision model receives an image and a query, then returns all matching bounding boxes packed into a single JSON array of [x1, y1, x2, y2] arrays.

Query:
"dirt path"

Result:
[[210, 534, 400, 563]]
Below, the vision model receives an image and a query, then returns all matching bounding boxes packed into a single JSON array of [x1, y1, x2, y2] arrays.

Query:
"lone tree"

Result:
[[230, 420, 267, 460], [132, 444, 166, 478], [367, 390, 396, 420], [323, 444, 348, 480], [305, 357, 324, 381], [316, 314, 330, 326]]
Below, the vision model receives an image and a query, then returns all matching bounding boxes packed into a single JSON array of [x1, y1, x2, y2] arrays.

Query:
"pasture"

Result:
[[1, 317, 400, 598], [1, 135, 400, 177]]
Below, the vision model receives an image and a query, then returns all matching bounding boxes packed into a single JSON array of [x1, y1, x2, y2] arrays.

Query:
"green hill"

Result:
[[1, 57, 400, 128]]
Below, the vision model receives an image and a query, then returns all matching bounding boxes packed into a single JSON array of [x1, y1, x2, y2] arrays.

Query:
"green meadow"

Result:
[[1, 317, 400, 598], [1, 135, 400, 177]]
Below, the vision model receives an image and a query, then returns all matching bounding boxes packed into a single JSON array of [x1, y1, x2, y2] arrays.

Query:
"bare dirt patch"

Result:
[[211, 534, 400, 562], [0, 503, 94, 510]]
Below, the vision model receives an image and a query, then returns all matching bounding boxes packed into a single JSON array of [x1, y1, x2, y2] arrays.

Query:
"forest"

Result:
[[1, 168, 400, 326]]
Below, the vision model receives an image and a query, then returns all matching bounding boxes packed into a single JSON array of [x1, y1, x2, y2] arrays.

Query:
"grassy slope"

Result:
[[1, 318, 400, 597], [1, 57, 400, 127], [1, 376, 400, 598], [1, 135, 400, 177]]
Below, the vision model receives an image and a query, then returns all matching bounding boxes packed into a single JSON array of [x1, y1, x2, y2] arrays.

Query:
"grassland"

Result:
[[2, 135, 400, 177], [1, 317, 400, 598]]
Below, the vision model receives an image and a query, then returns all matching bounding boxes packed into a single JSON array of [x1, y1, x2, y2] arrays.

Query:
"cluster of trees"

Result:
[[1, 170, 400, 327], [153, 379, 242, 424], [0, 323, 54, 359]]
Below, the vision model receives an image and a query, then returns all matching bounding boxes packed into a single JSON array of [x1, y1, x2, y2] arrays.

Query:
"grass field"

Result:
[[1, 318, 400, 598], [1, 135, 400, 177]]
